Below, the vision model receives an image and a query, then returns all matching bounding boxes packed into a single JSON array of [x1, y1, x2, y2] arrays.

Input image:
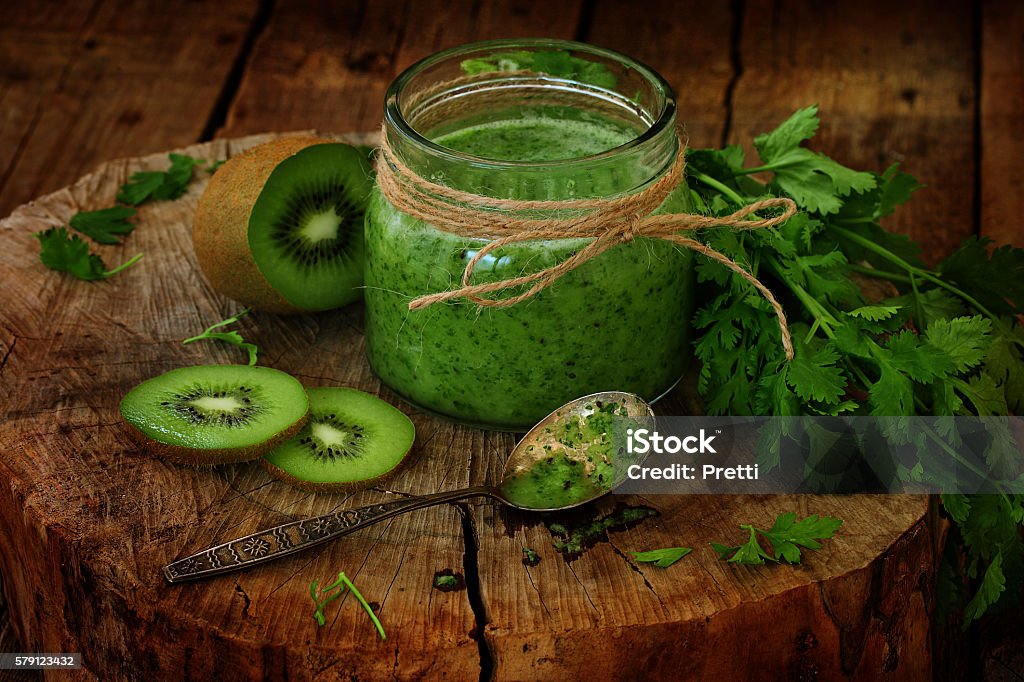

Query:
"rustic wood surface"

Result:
[[0, 0, 1021, 679]]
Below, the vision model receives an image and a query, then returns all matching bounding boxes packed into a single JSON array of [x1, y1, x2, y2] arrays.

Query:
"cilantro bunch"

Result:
[[685, 105, 1024, 622]]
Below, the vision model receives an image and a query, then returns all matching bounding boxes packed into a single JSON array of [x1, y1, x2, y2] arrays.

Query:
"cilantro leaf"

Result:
[[206, 159, 226, 174], [68, 206, 137, 244], [713, 514, 842, 565], [752, 106, 875, 214], [714, 526, 776, 565], [939, 237, 1024, 315], [884, 330, 954, 382], [985, 321, 1024, 412], [116, 171, 164, 205], [877, 164, 923, 218], [847, 304, 901, 321], [953, 374, 1008, 417], [924, 316, 992, 373], [964, 552, 1006, 623], [35, 227, 142, 280], [117, 153, 203, 205], [630, 547, 692, 568], [759, 513, 843, 564], [753, 104, 821, 161], [786, 343, 846, 404], [182, 308, 259, 365]]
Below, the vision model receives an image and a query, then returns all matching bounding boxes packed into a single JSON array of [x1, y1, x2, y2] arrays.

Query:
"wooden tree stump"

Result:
[[0, 136, 933, 680]]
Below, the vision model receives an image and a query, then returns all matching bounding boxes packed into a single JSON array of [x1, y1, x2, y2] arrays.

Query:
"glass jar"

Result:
[[365, 39, 694, 431]]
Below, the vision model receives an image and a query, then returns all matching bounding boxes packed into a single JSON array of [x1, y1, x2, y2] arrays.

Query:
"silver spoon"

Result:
[[163, 391, 655, 583]]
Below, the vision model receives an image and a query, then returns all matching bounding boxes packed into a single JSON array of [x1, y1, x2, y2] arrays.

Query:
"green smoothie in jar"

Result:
[[365, 40, 694, 430]]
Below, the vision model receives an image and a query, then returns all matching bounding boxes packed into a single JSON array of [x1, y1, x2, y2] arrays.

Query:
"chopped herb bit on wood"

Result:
[[712, 513, 843, 565], [549, 506, 657, 555], [182, 308, 259, 365], [309, 571, 385, 639], [69, 206, 137, 244], [521, 547, 541, 566], [434, 575, 458, 589], [35, 227, 142, 281], [631, 547, 692, 568], [117, 153, 204, 205]]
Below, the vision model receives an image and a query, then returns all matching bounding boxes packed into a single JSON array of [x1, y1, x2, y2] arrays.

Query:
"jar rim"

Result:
[[383, 38, 677, 170]]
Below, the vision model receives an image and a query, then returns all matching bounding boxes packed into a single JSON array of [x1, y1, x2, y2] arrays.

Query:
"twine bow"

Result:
[[376, 125, 798, 360]]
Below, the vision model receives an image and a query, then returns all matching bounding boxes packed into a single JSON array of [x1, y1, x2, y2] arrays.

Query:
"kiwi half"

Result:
[[192, 137, 372, 313], [262, 387, 415, 492], [120, 365, 309, 465]]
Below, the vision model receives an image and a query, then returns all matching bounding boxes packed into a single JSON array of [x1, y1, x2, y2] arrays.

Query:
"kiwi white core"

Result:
[[312, 421, 356, 448], [301, 211, 342, 243], [191, 395, 245, 413]]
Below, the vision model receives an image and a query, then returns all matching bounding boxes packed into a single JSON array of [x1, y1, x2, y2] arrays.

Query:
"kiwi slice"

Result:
[[247, 143, 373, 312], [262, 387, 415, 492], [120, 365, 309, 465]]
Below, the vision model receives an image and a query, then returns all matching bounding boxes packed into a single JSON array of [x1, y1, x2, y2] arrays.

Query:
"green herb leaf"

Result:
[[68, 206, 137, 244], [35, 227, 142, 280], [939, 237, 1024, 315], [786, 343, 846, 405], [752, 106, 875, 214], [117, 153, 203, 205], [759, 513, 843, 564], [924, 316, 992, 373], [630, 547, 692, 568], [182, 308, 259, 365], [964, 552, 1006, 623], [724, 526, 776, 565], [713, 514, 842, 565]]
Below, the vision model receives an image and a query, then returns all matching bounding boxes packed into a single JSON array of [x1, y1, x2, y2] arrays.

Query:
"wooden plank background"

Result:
[[1, 0, 1022, 678]]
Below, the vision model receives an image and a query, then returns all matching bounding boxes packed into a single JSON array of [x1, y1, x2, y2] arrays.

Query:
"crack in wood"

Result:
[[199, 0, 275, 141], [607, 538, 666, 611], [720, 0, 747, 148], [457, 504, 494, 682]]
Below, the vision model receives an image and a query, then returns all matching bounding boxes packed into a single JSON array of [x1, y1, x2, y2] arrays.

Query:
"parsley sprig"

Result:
[[182, 308, 259, 365], [310, 572, 386, 639], [711, 513, 843, 565], [36, 227, 142, 280], [687, 105, 1024, 621]]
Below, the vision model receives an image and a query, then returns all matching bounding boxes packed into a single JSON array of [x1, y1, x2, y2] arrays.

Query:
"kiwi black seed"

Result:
[[262, 387, 415, 492], [120, 365, 309, 466], [247, 143, 373, 312]]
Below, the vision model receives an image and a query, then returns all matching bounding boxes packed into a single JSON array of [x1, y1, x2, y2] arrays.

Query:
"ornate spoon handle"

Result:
[[163, 486, 497, 583]]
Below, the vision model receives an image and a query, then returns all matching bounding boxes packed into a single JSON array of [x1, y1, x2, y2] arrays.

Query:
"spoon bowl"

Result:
[[497, 390, 656, 511]]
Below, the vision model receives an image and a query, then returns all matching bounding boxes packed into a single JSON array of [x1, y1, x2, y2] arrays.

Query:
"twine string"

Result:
[[375, 123, 798, 360]]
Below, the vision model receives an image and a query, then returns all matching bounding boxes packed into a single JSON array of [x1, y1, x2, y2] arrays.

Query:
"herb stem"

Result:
[[339, 573, 387, 640], [690, 171, 746, 207], [909, 272, 927, 329], [103, 252, 144, 277], [846, 263, 912, 284], [832, 226, 1002, 321], [764, 254, 838, 339]]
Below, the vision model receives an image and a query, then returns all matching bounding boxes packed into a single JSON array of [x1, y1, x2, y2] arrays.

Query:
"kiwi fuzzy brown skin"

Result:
[[258, 440, 414, 493], [122, 412, 309, 466], [192, 135, 332, 314]]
